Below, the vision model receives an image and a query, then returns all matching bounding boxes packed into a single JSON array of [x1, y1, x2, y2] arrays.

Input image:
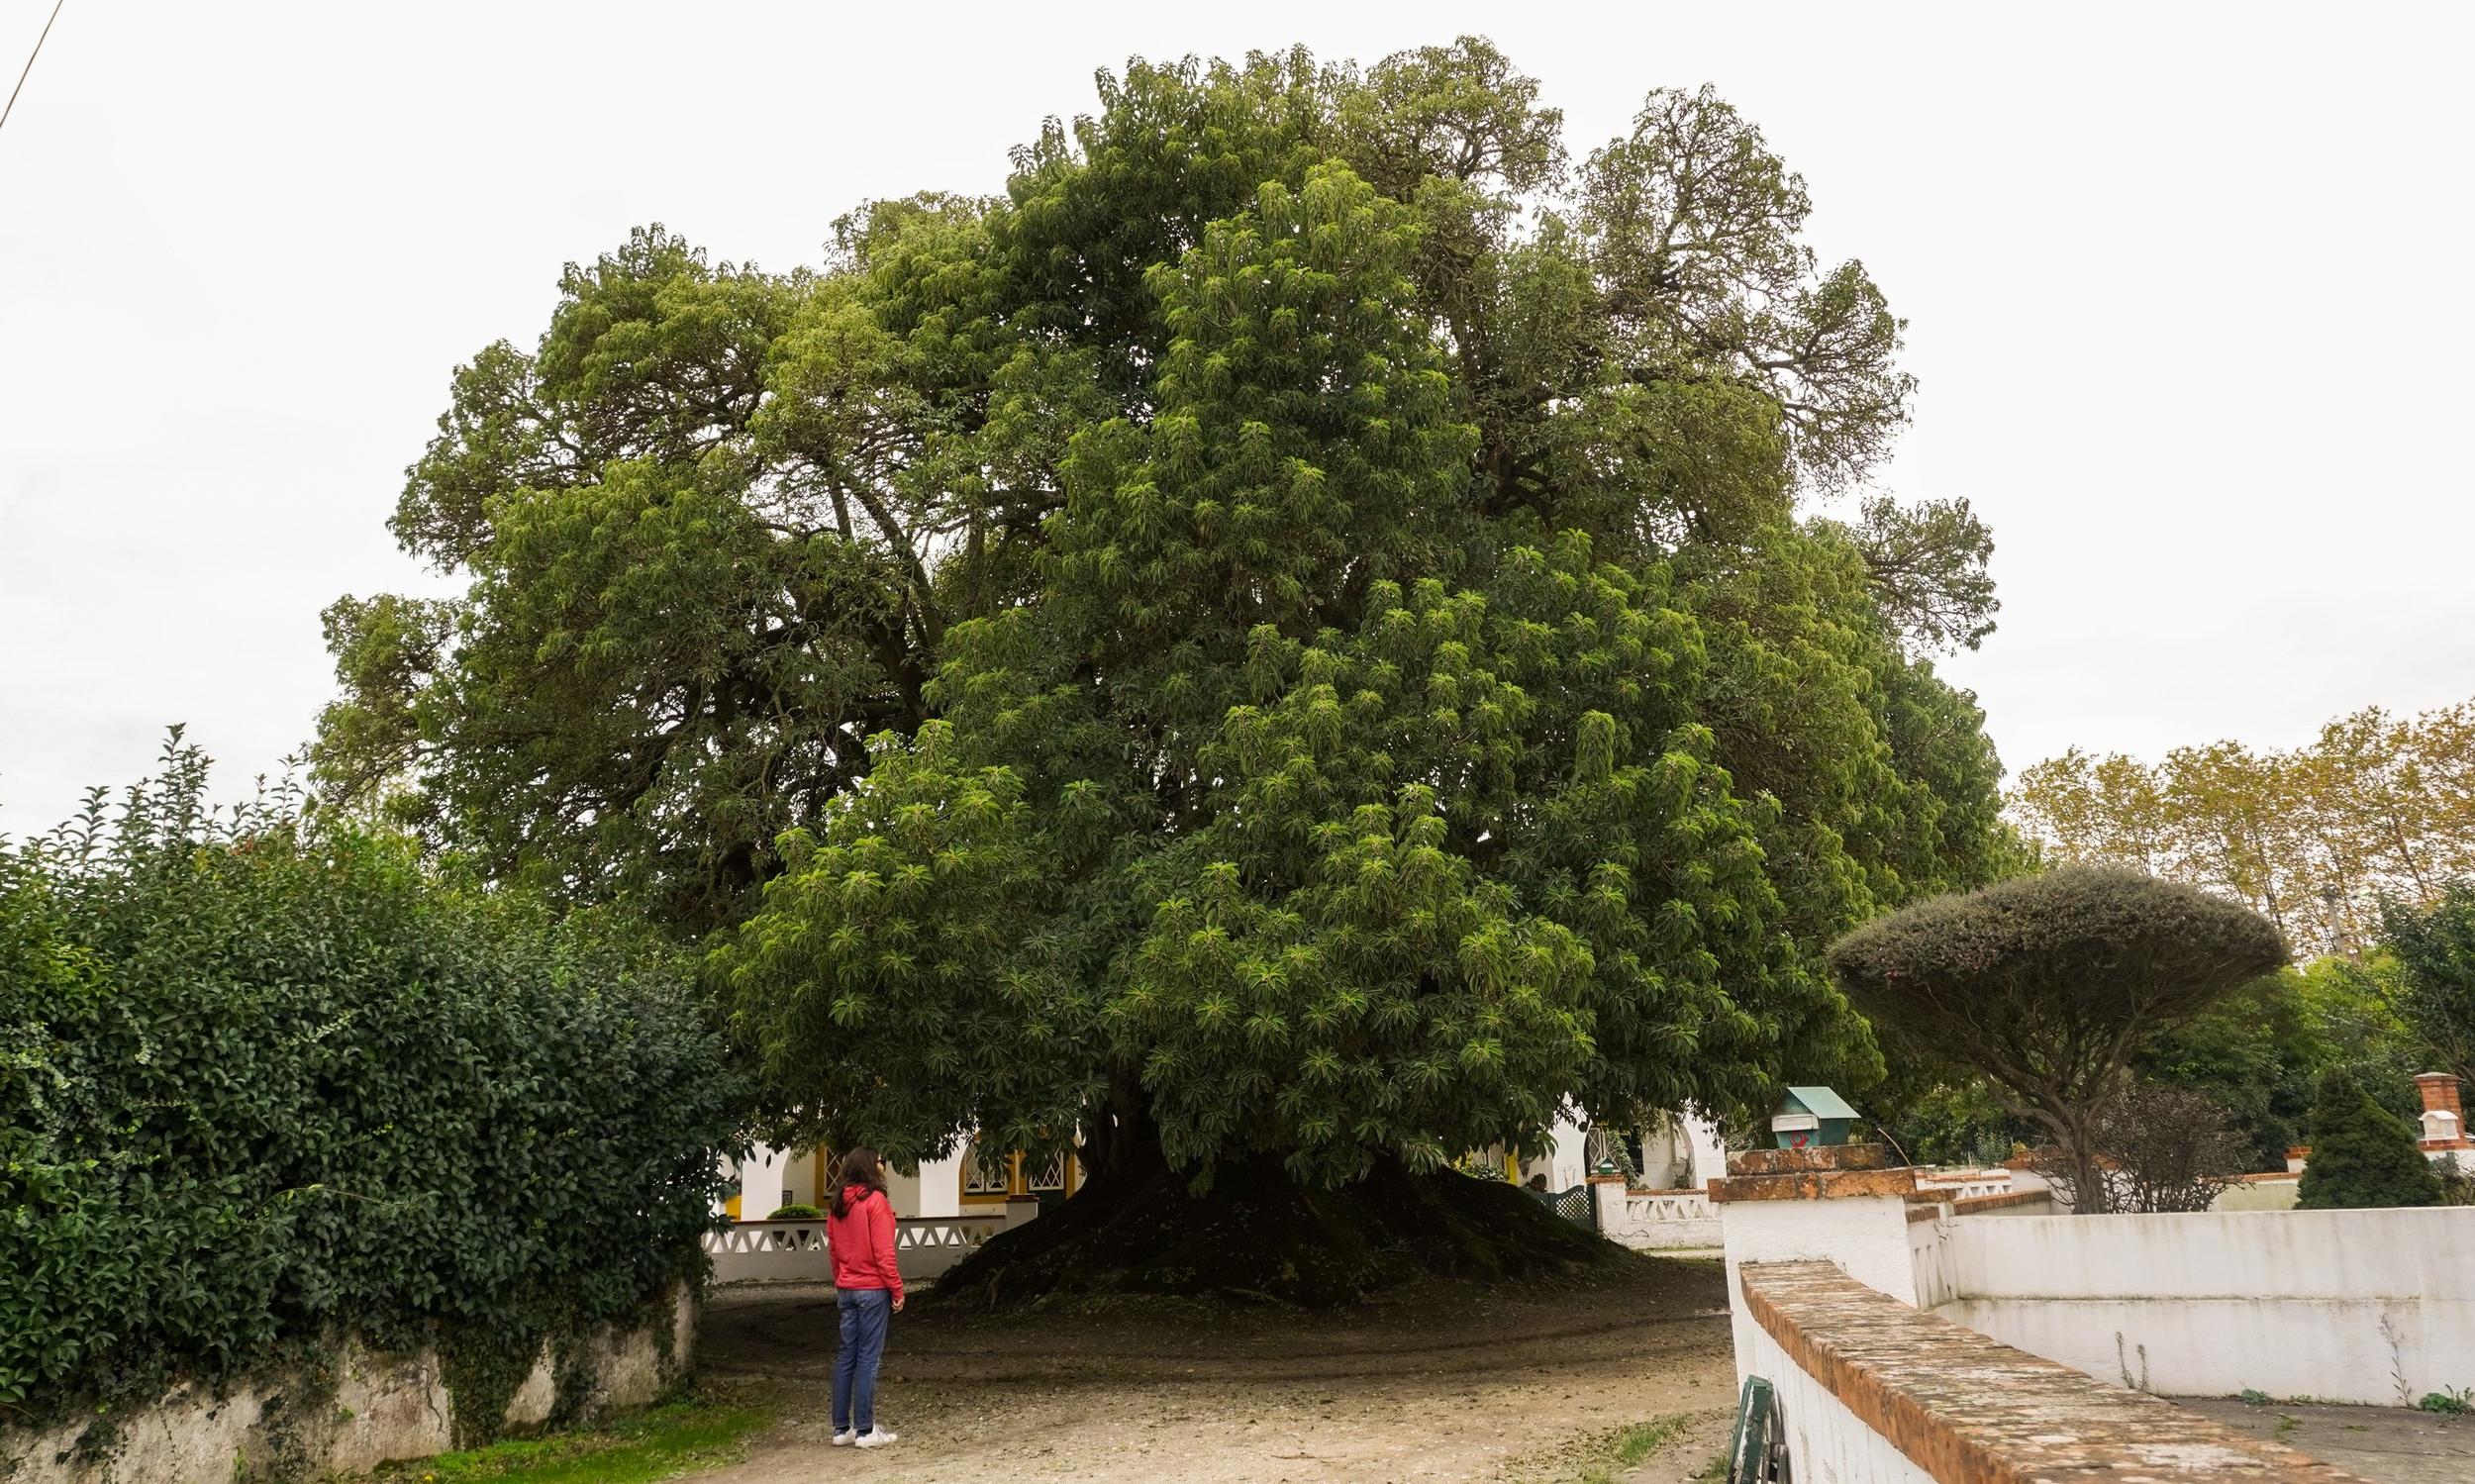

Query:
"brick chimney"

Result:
[[2416, 1072, 2468, 1150]]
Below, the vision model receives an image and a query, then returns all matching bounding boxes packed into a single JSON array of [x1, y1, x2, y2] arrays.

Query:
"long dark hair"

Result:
[[830, 1146, 887, 1219]]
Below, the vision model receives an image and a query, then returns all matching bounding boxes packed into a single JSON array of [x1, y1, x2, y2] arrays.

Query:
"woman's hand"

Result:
[[892, 1293, 906, 1313]]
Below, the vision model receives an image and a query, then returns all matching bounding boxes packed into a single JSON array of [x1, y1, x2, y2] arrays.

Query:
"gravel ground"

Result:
[[2174, 1396, 2475, 1483], [694, 1257, 1736, 1484]]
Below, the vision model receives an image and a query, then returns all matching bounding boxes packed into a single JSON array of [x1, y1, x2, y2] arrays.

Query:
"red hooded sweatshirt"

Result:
[[827, 1183, 903, 1300]]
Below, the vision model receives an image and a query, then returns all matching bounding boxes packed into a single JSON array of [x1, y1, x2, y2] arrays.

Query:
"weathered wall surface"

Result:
[[1733, 1268, 1935, 1483], [1737, 1261, 2360, 1482], [1927, 1208, 2475, 1404], [1, 1287, 694, 1484]]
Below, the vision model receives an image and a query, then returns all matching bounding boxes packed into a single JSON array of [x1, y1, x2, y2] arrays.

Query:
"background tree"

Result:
[[323, 40, 2019, 1300], [2381, 885, 2475, 1088], [2296, 1068, 2442, 1210], [1828, 866, 2287, 1211], [2010, 700, 2475, 956]]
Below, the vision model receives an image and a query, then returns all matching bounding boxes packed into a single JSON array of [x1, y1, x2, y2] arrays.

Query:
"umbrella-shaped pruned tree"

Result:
[[1829, 866, 2286, 1211], [320, 40, 2022, 1301]]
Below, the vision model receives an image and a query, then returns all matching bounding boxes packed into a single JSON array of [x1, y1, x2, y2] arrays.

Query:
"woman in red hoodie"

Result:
[[826, 1147, 904, 1448]]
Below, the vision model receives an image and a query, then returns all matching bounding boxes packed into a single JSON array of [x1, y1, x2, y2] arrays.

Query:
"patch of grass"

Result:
[[2237, 1388, 2273, 1406], [1691, 1450, 1730, 1484], [374, 1389, 774, 1484], [2273, 1413, 2300, 1440], [1564, 1414, 1693, 1484]]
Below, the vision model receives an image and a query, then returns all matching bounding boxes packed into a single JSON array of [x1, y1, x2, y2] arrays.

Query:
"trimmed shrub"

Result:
[[764, 1204, 823, 1221], [0, 743, 742, 1427], [2296, 1068, 2441, 1210], [1829, 865, 2285, 1211]]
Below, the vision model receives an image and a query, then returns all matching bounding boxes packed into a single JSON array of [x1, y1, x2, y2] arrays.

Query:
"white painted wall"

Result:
[[1927, 1207, 2475, 1404], [1547, 1110, 1590, 1191], [1734, 1314, 1934, 1484], [1720, 1188, 1920, 1398], [912, 1147, 966, 1217]]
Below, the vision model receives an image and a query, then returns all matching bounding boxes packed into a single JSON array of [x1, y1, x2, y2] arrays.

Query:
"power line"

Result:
[[1, 0, 67, 138]]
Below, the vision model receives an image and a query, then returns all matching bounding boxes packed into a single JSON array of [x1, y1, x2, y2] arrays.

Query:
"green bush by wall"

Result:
[[2296, 1067, 2442, 1210], [0, 742, 742, 1430]]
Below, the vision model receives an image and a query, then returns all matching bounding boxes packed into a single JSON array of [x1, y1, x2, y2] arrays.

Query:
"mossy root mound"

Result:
[[927, 1155, 1620, 1311]]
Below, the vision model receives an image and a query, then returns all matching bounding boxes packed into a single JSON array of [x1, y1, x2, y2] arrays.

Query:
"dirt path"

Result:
[[696, 1256, 1735, 1484]]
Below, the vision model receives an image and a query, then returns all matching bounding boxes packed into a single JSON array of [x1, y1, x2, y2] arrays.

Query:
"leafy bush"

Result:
[[2295, 1068, 2441, 1210], [0, 740, 742, 1427], [2028, 1081, 2246, 1213], [763, 1204, 822, 1221]]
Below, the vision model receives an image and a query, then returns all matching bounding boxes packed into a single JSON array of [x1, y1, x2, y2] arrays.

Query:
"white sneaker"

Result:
[[831, 1429, 856, 1446], [855, 1427, 899, 1448]]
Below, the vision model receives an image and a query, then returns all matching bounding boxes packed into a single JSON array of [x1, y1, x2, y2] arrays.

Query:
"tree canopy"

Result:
[[317, 40, 2015, 1188], [2010, 700, 2475, 956], [1829, 865, 2285, 1209], [2381, 885, 2475, 1088]]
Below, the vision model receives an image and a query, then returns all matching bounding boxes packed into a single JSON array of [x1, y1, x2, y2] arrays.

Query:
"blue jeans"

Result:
[[833, 1287, 891, 1435]]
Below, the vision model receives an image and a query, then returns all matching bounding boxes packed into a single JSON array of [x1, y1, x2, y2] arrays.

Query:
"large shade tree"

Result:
[[318, 41, 2016, 1298], [1829, 866, 2287, 1211]]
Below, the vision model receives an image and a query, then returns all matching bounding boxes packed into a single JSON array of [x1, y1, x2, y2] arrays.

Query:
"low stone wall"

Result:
[[1, 1287, 695, 1484], [1737, 1260, 2362, 1482]]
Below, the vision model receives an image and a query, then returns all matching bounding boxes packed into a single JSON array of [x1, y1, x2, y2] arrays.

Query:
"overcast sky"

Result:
[[4, 3, 2470, 836]]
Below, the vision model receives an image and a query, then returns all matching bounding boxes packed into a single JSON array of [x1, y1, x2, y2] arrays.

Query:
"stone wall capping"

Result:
[[1728, 1142, 1893, 1176], [1737, 1260, 2366, 1483], [1711, 1165, 1919, 1205]]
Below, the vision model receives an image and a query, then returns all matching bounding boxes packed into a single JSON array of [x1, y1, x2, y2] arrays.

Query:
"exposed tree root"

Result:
[[928, 1152, 1619, 1311]]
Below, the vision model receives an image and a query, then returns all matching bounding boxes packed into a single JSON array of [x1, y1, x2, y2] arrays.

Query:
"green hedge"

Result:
[[0, 745, 742, 1427]]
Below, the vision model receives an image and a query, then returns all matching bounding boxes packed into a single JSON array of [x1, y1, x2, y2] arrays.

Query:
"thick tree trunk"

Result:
[[928, 1148, 1620, 1311]]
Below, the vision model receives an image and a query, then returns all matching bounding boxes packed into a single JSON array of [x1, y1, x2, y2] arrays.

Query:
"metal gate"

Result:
[[1534, 1182, 1597, 1233]]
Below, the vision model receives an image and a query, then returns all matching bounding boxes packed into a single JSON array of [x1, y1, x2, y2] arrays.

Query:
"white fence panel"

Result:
[[704, 1215, 1006, 1285]]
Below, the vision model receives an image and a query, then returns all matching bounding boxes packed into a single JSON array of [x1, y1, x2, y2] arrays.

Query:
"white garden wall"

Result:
[[1731, 1284, 1933, 1484], [1924, 1207, 2475, 1404]]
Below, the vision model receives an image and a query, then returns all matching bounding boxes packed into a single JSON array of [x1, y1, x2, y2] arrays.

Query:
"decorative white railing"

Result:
[[703, 1215, 1006, 1284], [1624, 1189, 1715, 1224], [1597, 1185, 1720, 1250], [1914, 1174, 2012, 1202]]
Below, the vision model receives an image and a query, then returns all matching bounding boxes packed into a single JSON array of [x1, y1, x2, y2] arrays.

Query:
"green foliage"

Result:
[[2418, 1386, 2473, 1415], [2382, 883, 2475, 1086], [1878, 1072, 2028, 1168], [332, 42, 2018, 1192], [372, 1391, 774, 1484], [2137, 957, 2426, 1170], [2296, 1068, 2442, 1210], [761, 1204, 821, 1221], [1830, 866, 2286, 1207], [0, 737, 741, 1426]]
